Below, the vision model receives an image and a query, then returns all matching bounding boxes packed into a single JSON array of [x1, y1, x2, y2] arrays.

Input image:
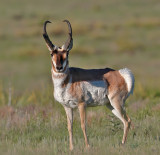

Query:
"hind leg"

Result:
[[106, 96, 131, 144]]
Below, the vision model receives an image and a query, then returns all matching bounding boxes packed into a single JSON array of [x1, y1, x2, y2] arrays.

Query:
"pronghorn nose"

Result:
[[56, 66, 63, 71]]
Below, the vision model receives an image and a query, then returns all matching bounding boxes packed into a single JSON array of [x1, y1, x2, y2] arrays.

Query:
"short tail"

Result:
[[119, 68, 135, 97]]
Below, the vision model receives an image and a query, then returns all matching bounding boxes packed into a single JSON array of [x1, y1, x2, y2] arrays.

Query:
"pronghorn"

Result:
[[43, 20, 135, 150]]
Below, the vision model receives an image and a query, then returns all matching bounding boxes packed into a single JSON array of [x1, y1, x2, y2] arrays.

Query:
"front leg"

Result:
[[64, 106, 73, 151], [78, 102, 90, 148]]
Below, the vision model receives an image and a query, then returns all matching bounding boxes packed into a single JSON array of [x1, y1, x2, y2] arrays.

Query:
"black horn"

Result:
[[63, 20, 73, 51], [43, 21, 55, 51]]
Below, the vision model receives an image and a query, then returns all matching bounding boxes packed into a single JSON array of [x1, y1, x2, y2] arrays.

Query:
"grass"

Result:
[[0, 0, 160, 154], [0, 88, 160, 155]]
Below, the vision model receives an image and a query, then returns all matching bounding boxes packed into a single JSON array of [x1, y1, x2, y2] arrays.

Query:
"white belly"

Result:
[[82, 80, 108, 106], [53, 78, 108, 108]]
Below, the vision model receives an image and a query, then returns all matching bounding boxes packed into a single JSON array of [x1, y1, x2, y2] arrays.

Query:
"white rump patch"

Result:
[[119, 68, 135, 96]]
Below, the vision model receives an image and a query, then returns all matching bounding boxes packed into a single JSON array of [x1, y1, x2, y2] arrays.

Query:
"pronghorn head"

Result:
[[43, 20, 73, 73]]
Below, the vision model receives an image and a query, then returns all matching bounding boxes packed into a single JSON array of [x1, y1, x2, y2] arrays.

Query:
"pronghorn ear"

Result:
[[61, 39, 73, 52]]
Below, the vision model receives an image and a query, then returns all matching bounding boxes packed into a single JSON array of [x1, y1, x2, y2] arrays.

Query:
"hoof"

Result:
[[121, 141, 126, 146], [85, 144, 90, 150], [70, 146, 73, 151]]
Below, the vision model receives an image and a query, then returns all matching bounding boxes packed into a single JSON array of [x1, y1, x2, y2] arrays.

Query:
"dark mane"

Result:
[[69, 67, 115, 82]]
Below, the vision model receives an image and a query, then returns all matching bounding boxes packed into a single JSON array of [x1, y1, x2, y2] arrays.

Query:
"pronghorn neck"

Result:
[[51, 66, 70, 87], [51, 65, 71, 105]]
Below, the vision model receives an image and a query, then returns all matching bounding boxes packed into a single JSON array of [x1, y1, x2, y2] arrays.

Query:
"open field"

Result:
[[0, 0, 160, 154]]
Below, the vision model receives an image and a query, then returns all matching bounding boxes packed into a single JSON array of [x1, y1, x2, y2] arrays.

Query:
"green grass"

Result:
[[0, 0, 160, 154]]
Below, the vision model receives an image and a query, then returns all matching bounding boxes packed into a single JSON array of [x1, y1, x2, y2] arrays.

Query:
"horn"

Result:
[[43, 21, 55, 51], [62, 20, 73, 51]]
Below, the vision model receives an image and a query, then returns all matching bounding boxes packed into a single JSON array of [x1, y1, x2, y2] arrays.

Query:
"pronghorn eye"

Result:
[[50, 53, 53, 57], [50, 50, 57, 56]]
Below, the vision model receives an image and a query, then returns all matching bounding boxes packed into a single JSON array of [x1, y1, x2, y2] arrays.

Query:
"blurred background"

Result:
[[0, 0, 160, 94], [0, 0, 160, 154]]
